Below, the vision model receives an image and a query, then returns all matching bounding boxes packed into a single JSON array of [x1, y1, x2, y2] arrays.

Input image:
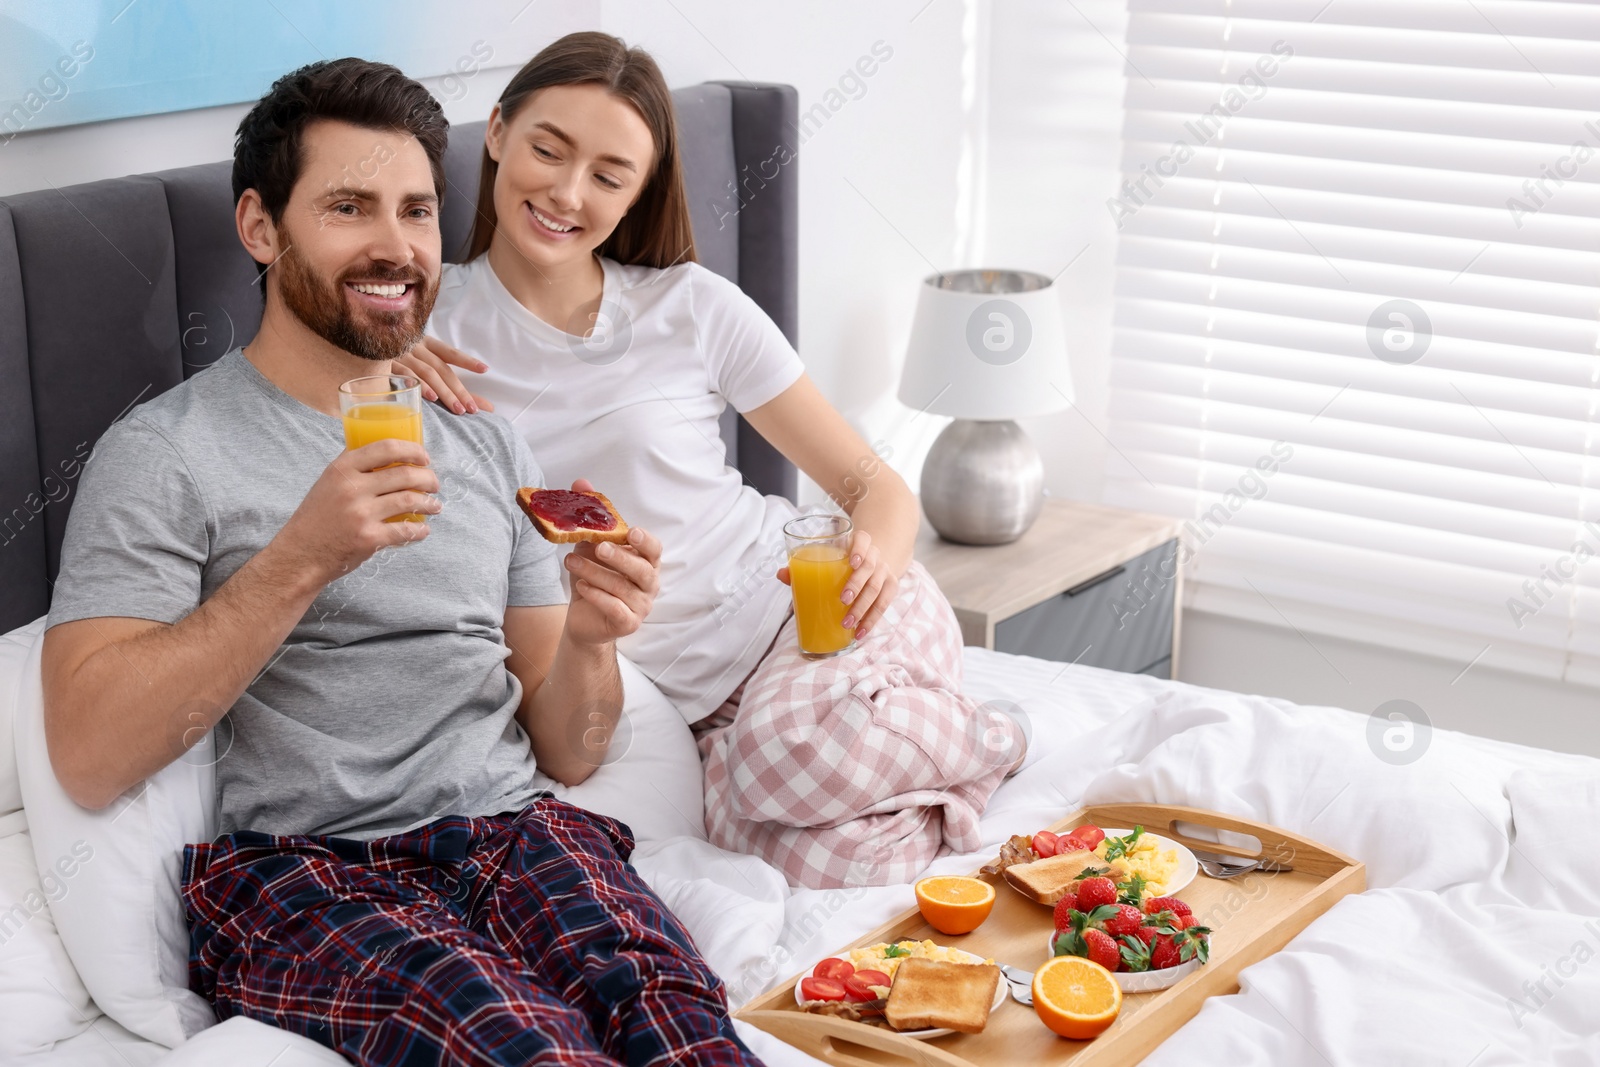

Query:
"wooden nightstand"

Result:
[[915, 497, 1185, 678]]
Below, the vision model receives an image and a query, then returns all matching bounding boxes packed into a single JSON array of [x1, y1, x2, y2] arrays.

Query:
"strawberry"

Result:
[[1083, 928, 1121, 972], [1143, 896, 1192, 919], [1052, 904, 1121, 961], [1132, 924, 1160, 948], [1104, 903, 1145, 938], [1052, 892, 1078, 933], [1144, 909, 1180, 931], [1175, 924, 1212, 964], [1118, 933, 1153, 972], [1074, 876, 1117, 911], [1143, 917, 1212, 969]]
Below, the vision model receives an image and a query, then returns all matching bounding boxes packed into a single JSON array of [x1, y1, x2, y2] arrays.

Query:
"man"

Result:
[[41, 58, 761, 1067]]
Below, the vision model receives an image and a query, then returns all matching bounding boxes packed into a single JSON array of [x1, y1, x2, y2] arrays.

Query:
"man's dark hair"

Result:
[[232, 57, 448, 221]]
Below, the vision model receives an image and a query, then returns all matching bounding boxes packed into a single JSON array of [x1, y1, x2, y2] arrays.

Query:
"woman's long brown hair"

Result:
[[464, 32, 697, 269]]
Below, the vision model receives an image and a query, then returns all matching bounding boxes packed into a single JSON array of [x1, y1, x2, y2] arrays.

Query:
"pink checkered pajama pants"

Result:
[[696, 561, 1024, 889]]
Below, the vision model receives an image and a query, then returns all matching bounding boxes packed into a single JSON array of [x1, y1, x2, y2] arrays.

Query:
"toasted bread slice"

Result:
[[1002, 849, 1103, 905], [884, 958, 999, 1034], [516, 487, 630, 545], [883, 959, 992, 1036]]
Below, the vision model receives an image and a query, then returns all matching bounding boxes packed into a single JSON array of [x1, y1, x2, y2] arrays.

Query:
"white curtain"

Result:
[[1104, 0, 1600, 685]]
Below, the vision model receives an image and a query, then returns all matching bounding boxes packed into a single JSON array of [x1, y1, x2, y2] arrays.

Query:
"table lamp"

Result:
[[897, 269, 1072, 545]]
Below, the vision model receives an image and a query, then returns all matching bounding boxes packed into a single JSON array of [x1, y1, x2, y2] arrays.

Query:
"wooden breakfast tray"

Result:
[[736, 803, 1364, 1067]]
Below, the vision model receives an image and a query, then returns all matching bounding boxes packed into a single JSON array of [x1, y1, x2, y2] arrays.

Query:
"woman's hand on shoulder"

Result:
[[395, 337, 496, 415]]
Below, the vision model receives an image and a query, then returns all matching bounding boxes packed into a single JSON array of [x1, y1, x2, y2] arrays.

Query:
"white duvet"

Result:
[[640, 649, 1600, 1067], [29, 648, 1600, 1066]]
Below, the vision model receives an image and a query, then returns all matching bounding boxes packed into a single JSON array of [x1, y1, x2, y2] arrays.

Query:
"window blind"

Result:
[[1104, 0, 1600, 685]]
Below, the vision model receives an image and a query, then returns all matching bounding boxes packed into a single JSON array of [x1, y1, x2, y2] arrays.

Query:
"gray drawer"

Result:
[[993, 538, 1176, 675]]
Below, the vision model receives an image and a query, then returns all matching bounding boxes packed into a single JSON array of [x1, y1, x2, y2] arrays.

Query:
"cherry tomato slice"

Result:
[[843, 975, 878, 1002], [1032, 830, 1060, 858], [800, 977, 848, 1002], [812, 957, 855, 981], [853, 969, 891, 988], [1058, 835, 1090, 854], [1070, 824, 1106, 849]]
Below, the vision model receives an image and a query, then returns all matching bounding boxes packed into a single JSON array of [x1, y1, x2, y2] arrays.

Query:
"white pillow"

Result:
[[14, 628, 217, 1048], [551, 654, 707, 845], [1, 616, 103, 1059], [0, 829, 100, 1057], [15, 632, 702, 1051], [0, 616, 46, 818]]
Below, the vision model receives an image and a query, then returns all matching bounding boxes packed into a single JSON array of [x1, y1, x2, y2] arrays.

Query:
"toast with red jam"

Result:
[[515, 487, 630, 545]]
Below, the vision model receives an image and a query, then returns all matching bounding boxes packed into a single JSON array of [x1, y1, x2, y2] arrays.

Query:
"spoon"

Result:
[[999, 963, 1035, 1006]]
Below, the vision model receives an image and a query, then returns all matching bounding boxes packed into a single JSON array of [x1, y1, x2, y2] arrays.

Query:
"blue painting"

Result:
[[0, 0, 580, 138]]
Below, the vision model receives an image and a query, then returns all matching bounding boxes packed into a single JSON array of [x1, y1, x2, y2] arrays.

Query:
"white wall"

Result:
[[601, 0, 990, 501], [592, 0, 1130, 506], [1179, 610, 1600, 759], [982, 0, 1127, 504]]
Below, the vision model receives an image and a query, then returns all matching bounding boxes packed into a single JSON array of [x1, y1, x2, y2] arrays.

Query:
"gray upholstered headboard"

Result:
[[0, 80, 799, 635]]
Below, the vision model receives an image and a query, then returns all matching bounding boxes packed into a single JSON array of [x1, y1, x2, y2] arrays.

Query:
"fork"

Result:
[[1194, 852, 1260, 879], [1192, 848, 1294, 879]]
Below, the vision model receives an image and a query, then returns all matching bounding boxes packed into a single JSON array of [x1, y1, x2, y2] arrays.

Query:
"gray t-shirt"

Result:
[[47, 348, 565, 839]]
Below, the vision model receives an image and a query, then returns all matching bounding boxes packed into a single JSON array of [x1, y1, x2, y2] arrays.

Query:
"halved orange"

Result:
[[913, 876, 996, 935], [1033, 955, 1122, 1039]]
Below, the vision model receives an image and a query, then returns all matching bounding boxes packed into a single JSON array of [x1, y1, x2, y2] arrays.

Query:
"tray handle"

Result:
[[738, 1010, 973, 1067], [1080, 803, 1356, 877]]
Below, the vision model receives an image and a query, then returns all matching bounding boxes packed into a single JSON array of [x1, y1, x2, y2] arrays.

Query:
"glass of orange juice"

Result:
[[338, 373, 426, 523], [782, 514, 857, 659]]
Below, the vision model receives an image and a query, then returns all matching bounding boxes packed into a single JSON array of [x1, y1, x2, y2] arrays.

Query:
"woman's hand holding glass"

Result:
[[777, 527, 899, 641]]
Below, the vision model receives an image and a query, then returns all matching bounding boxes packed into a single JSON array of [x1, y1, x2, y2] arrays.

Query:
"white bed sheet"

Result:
[[34, 648, 1600, 1066]]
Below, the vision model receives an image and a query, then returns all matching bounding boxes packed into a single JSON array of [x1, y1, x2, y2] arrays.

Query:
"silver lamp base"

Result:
[[920, 419, 1044, 545]]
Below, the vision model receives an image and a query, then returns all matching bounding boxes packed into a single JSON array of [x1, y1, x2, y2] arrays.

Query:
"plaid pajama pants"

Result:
[[181, 796, 761, 1067], [696, 561, 1024, 890]]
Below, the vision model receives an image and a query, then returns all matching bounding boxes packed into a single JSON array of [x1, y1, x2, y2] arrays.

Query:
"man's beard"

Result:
[[275, 241, 440, 362]]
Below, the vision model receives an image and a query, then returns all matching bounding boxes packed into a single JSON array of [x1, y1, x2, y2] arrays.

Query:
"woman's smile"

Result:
[[526, 202, 582, 241]]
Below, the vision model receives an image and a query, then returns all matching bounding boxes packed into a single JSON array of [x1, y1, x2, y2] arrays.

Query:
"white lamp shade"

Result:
[[897, 269, 1073, 421]]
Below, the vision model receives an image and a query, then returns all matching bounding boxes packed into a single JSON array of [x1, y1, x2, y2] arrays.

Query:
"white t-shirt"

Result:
[[428, 255, 806, 720]]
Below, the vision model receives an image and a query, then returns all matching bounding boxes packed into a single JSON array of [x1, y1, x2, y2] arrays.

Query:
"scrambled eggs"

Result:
[[1095, 833, 1180, 897], [845, 940, 993, 983]]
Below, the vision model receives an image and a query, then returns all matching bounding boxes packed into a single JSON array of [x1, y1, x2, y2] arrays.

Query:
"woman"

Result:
[[402, 32, 1027, 889]]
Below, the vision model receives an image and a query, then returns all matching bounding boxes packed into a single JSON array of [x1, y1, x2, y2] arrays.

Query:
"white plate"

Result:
[[1043, 930, 1204, 992], [1086, 827, 1198, 898], [794, 948, 1007, 1039]]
